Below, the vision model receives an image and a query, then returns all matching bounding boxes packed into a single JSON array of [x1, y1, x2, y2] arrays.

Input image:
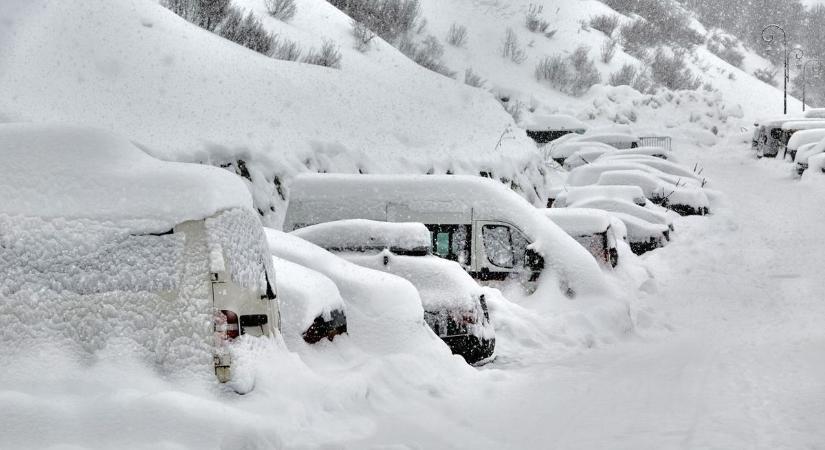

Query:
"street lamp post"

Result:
[[802, 59, 823, 112], [762, 24, 804, 114]]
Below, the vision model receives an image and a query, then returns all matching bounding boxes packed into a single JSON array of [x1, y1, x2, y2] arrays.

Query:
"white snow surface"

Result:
[[292, 219, 431, 252], [0, 123, 251, 231], [542, 207, 612, 236]]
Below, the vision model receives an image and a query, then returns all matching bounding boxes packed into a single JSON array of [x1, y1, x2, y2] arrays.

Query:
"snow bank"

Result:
[[0, 123, 251, 231], [0, 0, 547, 226]]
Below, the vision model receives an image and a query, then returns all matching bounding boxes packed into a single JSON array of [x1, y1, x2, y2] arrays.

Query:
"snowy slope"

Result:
[[417, 0, 799, 135], [0, 0, 545, 226]]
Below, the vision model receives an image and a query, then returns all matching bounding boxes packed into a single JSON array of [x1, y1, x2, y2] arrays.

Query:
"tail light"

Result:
[[214, 310, 240, 343]]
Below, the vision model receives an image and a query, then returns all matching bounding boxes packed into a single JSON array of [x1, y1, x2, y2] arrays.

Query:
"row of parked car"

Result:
[[537, 122, 710, 256], [3, 119, 710, 386], [752, 108, 825, 176]]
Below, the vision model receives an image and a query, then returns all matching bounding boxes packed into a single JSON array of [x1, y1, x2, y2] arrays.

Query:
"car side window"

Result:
[[482, 225, 515, 268], [428, 224, 471, 267]]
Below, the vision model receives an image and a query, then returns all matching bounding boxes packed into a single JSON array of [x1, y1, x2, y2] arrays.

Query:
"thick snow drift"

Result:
[[0, 123, 251, 231]]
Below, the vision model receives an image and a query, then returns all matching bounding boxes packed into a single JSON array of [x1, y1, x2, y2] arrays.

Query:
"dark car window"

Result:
[[427, 224, 471, 267]]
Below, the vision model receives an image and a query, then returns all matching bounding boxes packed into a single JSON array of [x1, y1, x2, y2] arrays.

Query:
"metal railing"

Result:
[[638, 136, 672, 151]]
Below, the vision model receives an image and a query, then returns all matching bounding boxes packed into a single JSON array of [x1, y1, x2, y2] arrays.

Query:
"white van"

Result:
[[0, 124, 279, 384], [284, 174, 608, 297]]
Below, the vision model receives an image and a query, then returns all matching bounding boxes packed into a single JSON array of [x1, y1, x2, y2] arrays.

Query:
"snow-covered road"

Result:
[[353, 141, 825, 449]]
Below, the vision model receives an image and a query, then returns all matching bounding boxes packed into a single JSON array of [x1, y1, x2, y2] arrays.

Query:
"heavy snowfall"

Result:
[[1, 0, 825, 449]]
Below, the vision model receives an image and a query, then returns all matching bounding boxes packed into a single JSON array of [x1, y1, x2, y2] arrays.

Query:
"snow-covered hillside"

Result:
[[0, 0, 547, 226]]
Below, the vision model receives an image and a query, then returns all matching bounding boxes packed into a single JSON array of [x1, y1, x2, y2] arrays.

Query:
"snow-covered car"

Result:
[[522, 113, 588, 144], [776, 120, 825, 158], [606, 211, 670, 254], [567, 161, 703, 189], [753, 118, 816, 157], [264, 228, 443, 357], [794, 139, 825, 176], [785, 128, 825, 161], [568, 132, 641, 149], [593, 156, 705, 184], [565, 197, 675, 233], [541, 208, 620, 268], [284, 174, 609, 298], [547, 141, 616, 165], [553, 185, 648, 208], [596, 170, 710, 216], [804, 152, 825, 177], [293, 220, 495, 364], [563, 148, 612, 170], [270, 256, 347, 346], [0, 124, 280, 384]]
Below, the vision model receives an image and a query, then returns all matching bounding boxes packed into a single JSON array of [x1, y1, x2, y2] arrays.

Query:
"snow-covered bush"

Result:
[[501, 28, 527, 64], [464, 68, 485, 88], [351, 20, 376, 52], [525, 4, 550, 33], [328, 0, 422, 43], [164, 0, 230, 31], [399, 35, 455, 77], [754, 67, 778, 87], [446, 23, 468, 47], [590, 14, 619, 36], [264, 0, 297, 22], [707, 33, 744, 69], [302, 39, 343, 69], [601, 38, 618, 63], [535, 47, 601, 96], [271, 36, 303, 61], [607, 0, 703, 48], [650, 48, 701, 91], [218, 8, 275, 56]]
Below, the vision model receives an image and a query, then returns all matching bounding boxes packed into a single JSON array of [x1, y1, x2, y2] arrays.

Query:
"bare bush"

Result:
[[707, 40, 745, 69], [352, 20, 376, 52], [501, 28, 527, 64], [399, 35, 455, 77], [619, 19, 658, 57], [535, 55, 570, 87], [218, 8, 275, 55], [164, 0, 231, 31], [601, 38, 617, 63], [590, 14, 619, 36], [754, 67, 778, 87], [568, 46, 602, 95], [464, 68, 486, 88], [609, 64, 637, 86], [302, 39, 343, 68], [271, 36, 303, 61], [446, 23, 468, 47], [525, 4, 550, 33], [328, 0, 422, 43], [650, 48, 701, 91], [264, 0, 297, 21]]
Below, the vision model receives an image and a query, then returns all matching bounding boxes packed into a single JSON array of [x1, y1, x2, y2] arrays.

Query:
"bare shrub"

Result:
[[399, 35, 455, 77], [568, 46, 602, 95], [525, 4, 550, 33], [271, 36, 303, 61], [707, 39, 745, 69], [164, 0, 231, 31], [609, 64, 638, 86], [535, 55, 570, 87], [464, 68, 486, 88], [352, 20, 376, 52], [501, 28, 527, 64], [264, 0, 297, 21], [601, 38, 617, 63], [218, 8, 275, 55], [620, 19, 658, 57], [302, 39, 343, 68], [650, 48, 701, 91], [754, 67, 778, 87], [328, 0, 422, 43], [590, 14, 619, 36], [446, 23, 468, 47]]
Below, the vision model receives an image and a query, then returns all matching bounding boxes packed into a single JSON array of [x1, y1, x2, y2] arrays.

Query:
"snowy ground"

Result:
[[333, 138, 825, 449]]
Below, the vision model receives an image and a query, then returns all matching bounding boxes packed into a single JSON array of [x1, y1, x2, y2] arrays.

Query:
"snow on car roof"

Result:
[[549, 141, 615, 160], [556, 185, 647, 207], [521, 113, 588, 131], [293, 220, 431, 254], [0, 123, 251, 230], [572, 133, 640, 144], [287, 174, 609, 297], [542, 208, 612, 236], [787, 129, 825, 150], [781, 120, 825, 130]]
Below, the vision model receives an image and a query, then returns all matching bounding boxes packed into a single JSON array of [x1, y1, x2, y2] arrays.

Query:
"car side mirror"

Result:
[[524, 248, 544, 272]]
